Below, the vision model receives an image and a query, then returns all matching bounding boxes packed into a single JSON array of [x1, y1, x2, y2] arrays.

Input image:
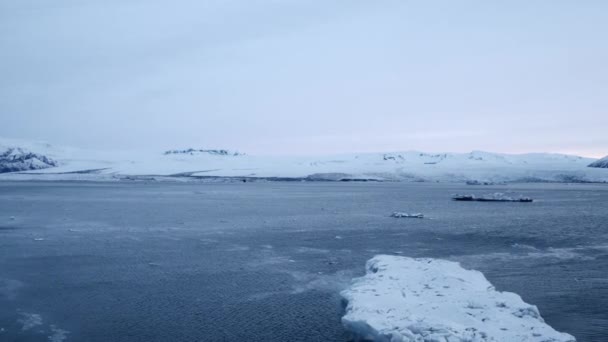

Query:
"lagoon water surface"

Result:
[[0, 181, 607, 341]]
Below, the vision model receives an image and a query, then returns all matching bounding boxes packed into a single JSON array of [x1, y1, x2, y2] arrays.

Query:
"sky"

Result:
[[0, 0, 606, 157]]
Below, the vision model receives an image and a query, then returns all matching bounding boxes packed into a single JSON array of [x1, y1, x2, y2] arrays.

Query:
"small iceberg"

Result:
[[453, 193, 533, 202], [341, 255, 575, 342], [391, 212, 424, 219]]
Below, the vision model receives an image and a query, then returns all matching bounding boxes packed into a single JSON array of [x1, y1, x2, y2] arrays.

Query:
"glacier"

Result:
[[0, 137, 607, 183], [341, 255, 576, 342]]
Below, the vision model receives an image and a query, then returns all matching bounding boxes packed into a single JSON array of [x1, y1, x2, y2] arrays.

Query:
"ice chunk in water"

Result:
[[341, 255, 575, 342]]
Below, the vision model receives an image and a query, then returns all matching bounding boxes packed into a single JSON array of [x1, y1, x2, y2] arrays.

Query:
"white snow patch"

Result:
[[341, 255, 575, 342]]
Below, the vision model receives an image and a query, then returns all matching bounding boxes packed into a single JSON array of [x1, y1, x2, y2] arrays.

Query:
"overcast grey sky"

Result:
[[1, 1, 606, 157]]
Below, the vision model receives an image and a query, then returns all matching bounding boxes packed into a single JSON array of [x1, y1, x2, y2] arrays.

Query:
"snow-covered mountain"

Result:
[[589, 156, 608, 168], [1, 137, 607, 183]]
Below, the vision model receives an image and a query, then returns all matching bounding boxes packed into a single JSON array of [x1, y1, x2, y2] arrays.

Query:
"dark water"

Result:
[[0, 181, 607, 341]]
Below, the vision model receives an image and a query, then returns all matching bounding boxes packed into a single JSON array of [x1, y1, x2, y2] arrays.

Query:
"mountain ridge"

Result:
[[1, 137, 606, 183]]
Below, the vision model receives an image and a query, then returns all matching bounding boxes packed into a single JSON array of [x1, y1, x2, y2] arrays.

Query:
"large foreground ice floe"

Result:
[[341, 255, 575, 342]]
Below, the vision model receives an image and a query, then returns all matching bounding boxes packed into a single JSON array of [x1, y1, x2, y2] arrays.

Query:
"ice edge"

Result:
[[340, 255, 576, 342]]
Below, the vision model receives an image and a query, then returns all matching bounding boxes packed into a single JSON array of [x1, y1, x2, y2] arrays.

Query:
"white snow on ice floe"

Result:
[[341, 255, 575, 342], [391, 212, 424, 219]]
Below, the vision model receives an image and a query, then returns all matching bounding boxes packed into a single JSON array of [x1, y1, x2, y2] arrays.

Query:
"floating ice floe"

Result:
[[390, 212, 424, 219], [341, 255, 575, 342], [465, 180, 505, 186], [453, 193, 533, 202]]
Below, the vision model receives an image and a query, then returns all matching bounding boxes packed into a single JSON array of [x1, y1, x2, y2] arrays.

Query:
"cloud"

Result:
[[1, 1, 606, 156]]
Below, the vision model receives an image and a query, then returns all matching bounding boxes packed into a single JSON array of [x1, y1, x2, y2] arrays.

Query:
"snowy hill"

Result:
[[589, 156, 608, 168], [0, 137, 607, 183]]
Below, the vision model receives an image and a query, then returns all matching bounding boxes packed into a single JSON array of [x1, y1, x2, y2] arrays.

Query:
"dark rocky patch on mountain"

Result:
[[164, 148, 244, 156], [0, 147, 58, 173], [588, 156, 608, 168]]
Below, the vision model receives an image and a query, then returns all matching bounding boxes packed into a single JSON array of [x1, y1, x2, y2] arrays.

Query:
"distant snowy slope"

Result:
[[0, 137, 606, 182], [588, 156, 608, 168]]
